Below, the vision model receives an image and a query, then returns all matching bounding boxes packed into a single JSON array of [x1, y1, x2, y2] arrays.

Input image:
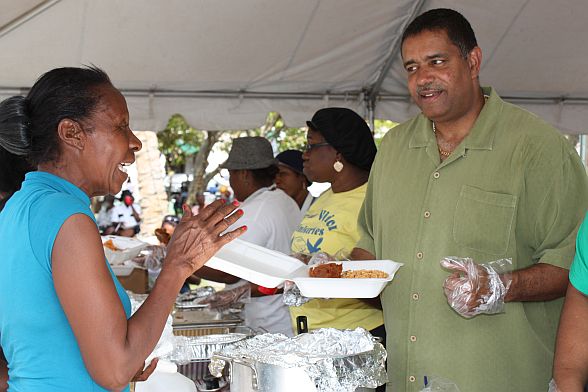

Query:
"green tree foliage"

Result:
[[157, 112, 398, 204], [227, 112, 307, 152], [373, 119, 398, 147], [157, 114, 203, 172], [257, 112, 307, 152], [156, 112, 306, 203]]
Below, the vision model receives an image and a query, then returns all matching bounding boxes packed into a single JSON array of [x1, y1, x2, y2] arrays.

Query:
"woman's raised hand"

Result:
[[164, 200, 246, 278]]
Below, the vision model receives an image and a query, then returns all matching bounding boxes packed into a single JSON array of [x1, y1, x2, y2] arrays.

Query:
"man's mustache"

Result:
[[416, 83, 444, 95]]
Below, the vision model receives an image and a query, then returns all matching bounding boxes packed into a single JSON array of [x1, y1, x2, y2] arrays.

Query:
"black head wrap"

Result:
[[306, 107, 376, 171]]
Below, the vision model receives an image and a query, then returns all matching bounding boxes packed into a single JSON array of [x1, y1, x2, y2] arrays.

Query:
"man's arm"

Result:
[[553, 283, 588, 391], [504, 263, 568, 302], [442, 260, 569, 318], [0, 348, 8, 392], [350, 247, 375, 261], [194, 265, 241, 284], [192, 268, 275, 297], [356, 246, 568, 303]]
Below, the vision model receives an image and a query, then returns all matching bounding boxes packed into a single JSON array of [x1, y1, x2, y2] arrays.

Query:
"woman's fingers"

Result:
[[197, 199, 228, 221], [211, 209, 244, 236], [216, 225, 247, 245], [164, 198, 246, 277], [203, 201, 241, 230], [133, 358, 158, 382], [181, 204, 193, 220], [179, 199, 241, 231]]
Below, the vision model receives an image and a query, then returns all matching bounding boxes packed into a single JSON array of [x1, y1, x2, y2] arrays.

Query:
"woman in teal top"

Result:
[[554, 213, 588, 391], [0, 67, 245, 391]]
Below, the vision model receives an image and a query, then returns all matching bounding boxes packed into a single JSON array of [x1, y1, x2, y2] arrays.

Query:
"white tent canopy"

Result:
[[1, 0, 587, 134]]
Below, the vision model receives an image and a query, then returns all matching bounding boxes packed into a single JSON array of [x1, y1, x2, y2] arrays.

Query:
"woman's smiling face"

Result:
[[80, 85, 142, 196]]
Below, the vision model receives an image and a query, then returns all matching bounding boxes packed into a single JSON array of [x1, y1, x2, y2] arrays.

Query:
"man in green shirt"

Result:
[[352, 8, 588, 392]]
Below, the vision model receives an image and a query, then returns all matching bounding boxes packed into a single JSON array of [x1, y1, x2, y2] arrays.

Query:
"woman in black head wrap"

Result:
[[289, 108, 385, 390], [301, 107, 377, 189]]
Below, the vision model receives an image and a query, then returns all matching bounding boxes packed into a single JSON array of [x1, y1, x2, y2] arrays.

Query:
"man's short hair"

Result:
[[250, 165, 279, 187], [401, 8, 478, 59]]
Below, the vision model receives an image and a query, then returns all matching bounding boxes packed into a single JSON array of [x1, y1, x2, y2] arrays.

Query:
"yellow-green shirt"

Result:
[[357, 87, 588, 392], [290, 183, 384, 331]]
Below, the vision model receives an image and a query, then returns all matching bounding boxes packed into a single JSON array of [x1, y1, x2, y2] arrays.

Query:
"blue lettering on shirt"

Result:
[[307, 237, 323, 253], [319, 210, 338, 231]]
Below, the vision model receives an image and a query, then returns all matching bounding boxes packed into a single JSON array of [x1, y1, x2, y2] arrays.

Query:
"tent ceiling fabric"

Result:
[[0, 0, 586, 133]]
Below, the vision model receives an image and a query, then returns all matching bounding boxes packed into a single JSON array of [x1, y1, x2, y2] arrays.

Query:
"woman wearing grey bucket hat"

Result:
[[196, 136, 301, 336]]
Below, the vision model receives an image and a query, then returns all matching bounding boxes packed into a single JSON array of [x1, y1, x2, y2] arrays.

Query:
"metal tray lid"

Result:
[[173, 308, 242, 327]]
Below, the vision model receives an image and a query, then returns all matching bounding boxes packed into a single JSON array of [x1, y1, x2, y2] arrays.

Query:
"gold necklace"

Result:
[[432, 94, 489, 158], [432, 122, 452, 157]]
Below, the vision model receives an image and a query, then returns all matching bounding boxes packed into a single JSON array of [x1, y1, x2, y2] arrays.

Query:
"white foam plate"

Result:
[[292, 260, 403, 298], [206, 239, 306, 288], [102, 235, 149, 265], [111, 264, 135, 277]]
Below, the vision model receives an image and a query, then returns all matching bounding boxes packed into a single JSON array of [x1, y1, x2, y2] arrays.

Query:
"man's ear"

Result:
[[57, 119, 85, 150], [468, 46, 482, 79]]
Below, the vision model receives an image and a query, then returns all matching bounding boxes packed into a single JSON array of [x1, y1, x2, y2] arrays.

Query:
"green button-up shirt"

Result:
[[357, 87, 588, 392]]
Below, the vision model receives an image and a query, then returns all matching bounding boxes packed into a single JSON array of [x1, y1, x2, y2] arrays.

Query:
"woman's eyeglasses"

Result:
[[303, 142, 330, 152], [163, 215, 180, 225]]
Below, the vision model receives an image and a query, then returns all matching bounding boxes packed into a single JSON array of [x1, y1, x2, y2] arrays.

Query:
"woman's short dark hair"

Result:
[[250, 165, 279, 187], [0, 66, 112, 199], [401, 8, 478, 59]]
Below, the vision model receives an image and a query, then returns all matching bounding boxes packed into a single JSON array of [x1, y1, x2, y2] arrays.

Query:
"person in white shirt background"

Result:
[[194, 136, 301, 336], [97, 194, 116, 234], [110, 189, 142, 237]]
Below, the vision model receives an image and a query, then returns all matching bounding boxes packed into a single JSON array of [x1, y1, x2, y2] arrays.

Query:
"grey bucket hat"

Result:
[[220, 136, 278, 170]]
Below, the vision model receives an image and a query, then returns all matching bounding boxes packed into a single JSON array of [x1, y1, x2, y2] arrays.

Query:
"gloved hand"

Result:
[[283, 252, 338, 306], [441, 257, 512, 318], [282, 280, 311, 306], [547, 379, 560, 392]]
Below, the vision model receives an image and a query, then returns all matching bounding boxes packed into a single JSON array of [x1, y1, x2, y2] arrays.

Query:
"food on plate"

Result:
[[308, 264, 389, 279], [309, 263, 342, 278], [103, 239, 120, 251], [154, 228, 171, 245], [341, 269, 389, 279]]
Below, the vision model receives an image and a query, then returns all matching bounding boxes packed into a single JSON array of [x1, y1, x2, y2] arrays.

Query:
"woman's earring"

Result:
[[333, 160, 344, 173]]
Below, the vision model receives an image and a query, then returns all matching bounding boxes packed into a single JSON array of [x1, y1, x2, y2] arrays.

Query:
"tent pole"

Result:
[[366, 96, 376, 134], [0, 0, 62, 39], [366, 0, 426, 106]]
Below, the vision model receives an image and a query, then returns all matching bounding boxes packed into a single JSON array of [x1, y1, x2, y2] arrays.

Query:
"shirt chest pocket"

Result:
[[453, 185, 517, 256]]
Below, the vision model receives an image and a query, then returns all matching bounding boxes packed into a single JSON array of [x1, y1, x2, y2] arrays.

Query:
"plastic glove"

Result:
[[307, 252, 336, 267], [284, 251, 349, 306], [441, 257, 512, 318], [143, 245, 167, 270], [420, 376, 461, 392], [200, 282, 251, 310], [547, 379, 560, 392], [282, 280, 311, 306]]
